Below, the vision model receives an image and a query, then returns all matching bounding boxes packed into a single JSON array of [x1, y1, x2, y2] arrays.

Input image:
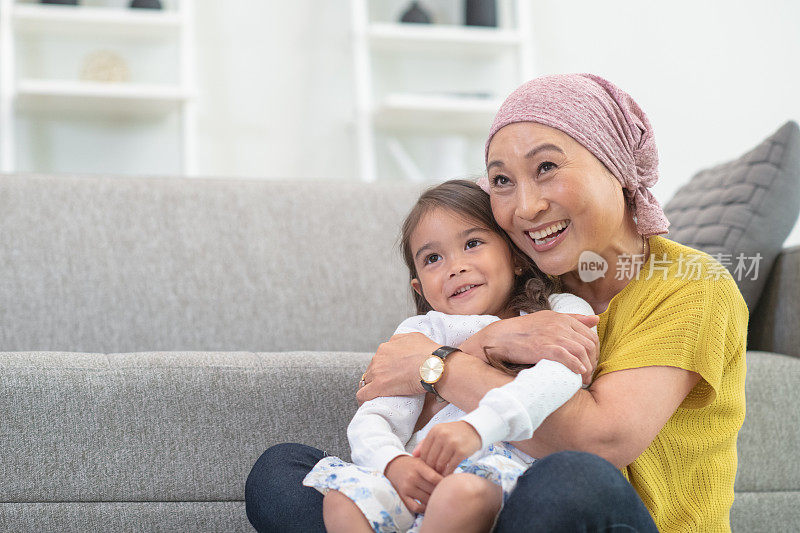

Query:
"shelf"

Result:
[[15, 79, 190, 116], [374, 93, 501, 133], [368, 22, 521, 55], [13, 4, 181, 39]]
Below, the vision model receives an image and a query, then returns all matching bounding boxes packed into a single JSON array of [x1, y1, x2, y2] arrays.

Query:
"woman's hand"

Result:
[[357, 332, 441, 404], [384, 455, 443, 514], [459, 311, 600, 385], [412, 421, 482, 476]]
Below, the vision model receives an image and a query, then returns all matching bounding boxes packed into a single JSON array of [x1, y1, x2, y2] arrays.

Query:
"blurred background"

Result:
[[1, 0, 799, 244]]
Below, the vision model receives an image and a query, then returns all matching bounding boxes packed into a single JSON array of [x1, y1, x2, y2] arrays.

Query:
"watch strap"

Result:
[[432, 345, 459, 361]]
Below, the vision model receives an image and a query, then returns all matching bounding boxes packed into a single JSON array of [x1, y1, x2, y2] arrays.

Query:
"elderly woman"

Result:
[[246, 74, 748, 532]]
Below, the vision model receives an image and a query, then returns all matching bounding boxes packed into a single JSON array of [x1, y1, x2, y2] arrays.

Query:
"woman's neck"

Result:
[[559, 221, 649, 314]]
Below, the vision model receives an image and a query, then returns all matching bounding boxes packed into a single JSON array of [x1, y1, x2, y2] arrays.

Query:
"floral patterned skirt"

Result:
[[302, 443, 533, 533]]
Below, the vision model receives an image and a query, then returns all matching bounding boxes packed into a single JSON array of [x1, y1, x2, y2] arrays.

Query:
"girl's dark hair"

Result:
[[399, 179, 561, 375]]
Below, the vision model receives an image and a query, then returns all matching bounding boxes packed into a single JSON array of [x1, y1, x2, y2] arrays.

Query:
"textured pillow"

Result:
[[663, 121, 800, 311]]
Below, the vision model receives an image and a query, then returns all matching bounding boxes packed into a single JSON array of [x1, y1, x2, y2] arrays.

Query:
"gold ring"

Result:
[[359, 373, 367, 388]]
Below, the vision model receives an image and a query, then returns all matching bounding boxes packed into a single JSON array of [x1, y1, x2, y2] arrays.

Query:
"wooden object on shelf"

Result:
[[79, 50, 131, 83]]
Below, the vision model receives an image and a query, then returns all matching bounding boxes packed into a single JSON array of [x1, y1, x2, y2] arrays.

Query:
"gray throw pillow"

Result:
[[663, 121, 800, 311]]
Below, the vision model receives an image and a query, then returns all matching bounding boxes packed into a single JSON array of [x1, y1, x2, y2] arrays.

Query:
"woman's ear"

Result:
[[410, 278, 423, 296], [514, 266, 523, 276]]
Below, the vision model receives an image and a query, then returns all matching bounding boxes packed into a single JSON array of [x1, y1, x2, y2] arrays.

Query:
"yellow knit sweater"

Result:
[[596, 235, 748, 532]]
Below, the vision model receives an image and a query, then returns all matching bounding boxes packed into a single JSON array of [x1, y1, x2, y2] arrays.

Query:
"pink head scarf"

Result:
[[479, 73, 669, 237]]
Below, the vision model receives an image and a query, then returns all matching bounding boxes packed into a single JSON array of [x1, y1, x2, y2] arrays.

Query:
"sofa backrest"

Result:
[[0, 174, 423, 353]]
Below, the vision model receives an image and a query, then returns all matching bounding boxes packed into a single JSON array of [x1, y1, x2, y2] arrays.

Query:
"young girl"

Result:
[[303, 180, 595, 533]]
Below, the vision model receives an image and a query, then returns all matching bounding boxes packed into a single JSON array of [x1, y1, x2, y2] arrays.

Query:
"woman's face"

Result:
[[486, 122, 629, 276]]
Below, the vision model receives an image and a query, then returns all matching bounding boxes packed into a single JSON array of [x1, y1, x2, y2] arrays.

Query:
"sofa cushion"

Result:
[[0, 176, 424, 353], [734, 351, 800, 492], [747, 245, 800, 358], [0, 350, 368, 503], [663, 121, 800, 311]]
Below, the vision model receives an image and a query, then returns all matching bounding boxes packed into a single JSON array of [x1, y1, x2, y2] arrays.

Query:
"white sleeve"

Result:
[[347, 395, 425, 474], [392, 312, 499, 347], [546, 292, 597, 317], [459, 293, 596, 448], [459, 359, 581, 447], [392, 313, 437, 337], [346, 313, 445, 473]]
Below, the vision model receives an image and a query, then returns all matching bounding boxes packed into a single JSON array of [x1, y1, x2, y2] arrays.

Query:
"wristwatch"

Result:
[[419, 345, 459, 402]]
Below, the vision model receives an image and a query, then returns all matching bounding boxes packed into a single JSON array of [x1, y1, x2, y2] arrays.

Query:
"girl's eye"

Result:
[[465, 239, 482, 249], [491, 175, 510, 187], [424, 253, 441, 265], [539, 161, 556, 174]]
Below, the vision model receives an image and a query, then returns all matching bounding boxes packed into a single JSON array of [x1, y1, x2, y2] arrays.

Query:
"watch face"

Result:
[[419, 356, 444, 383]]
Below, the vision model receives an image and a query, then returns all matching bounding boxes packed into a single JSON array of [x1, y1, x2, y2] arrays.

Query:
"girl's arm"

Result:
[[460, 359, 581, 448], [435, 295, 593, 453], [347, 395, 425, 474], [413, 358, 582, 475], [348, 312, 441, 473]]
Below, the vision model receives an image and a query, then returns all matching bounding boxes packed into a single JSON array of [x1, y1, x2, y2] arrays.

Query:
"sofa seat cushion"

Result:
[[735, 351, 800, 492], [0, 350, 368, 503]]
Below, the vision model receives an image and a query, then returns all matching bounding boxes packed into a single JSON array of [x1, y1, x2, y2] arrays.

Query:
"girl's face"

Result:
[[486, 122, 629, 276], [409, 207, 518, 318]]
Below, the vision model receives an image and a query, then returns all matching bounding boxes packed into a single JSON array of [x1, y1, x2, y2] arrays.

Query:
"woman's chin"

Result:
[[526, 252, 571, 277]]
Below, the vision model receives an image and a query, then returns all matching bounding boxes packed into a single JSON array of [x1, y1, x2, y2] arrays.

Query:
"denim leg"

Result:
[[494, 450, 658, 533], [245, 442, 327, 533]]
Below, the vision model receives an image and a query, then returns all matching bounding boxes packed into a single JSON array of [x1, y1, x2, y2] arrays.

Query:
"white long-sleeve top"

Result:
[[347, 293, 596, 474]]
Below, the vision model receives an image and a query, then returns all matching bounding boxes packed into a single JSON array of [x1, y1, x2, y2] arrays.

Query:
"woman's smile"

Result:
[[525, 220, 571, 252]]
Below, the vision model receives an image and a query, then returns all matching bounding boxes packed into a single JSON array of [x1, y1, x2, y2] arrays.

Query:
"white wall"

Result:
[[193, 0, 800, 245], [193, 0, 356, 180], [526, 0, 800, 245]]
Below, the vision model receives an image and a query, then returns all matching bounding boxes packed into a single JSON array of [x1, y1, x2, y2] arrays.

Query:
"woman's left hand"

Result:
[[413, 421, 482, 476], [357, 332, 441, 404]]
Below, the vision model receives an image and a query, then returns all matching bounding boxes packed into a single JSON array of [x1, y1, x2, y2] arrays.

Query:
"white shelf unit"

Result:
[[0, 0, 196, 175], [351, 0, 534, 182], [12, 3, 182, 36]]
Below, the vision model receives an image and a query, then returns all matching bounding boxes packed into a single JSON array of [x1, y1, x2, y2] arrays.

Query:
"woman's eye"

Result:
[[424, 253, 441, 265], [465, 239, 482, 249], [491, 175, 509, 187], [539, 161, 556, 174]]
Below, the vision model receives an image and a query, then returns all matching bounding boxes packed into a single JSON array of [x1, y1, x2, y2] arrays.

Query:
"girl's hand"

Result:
[[412, 421, 482, 476], [459, 311, 600, 385], [357, 332, 441, 404], [383, 455, 443, 514]]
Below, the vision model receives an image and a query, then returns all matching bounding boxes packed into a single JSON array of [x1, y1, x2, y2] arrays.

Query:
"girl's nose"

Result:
[[449, 266, 467, 278]]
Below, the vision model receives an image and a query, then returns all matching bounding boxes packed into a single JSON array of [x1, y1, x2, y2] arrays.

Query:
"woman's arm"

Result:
[[427, 348, 700, 469], [356, 311, 600, 404], [357, 313, 700, 469], [511, 365, 701, 468]]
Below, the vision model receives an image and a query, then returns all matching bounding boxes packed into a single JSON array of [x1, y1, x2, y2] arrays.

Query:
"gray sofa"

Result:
[[0, 173, 798, 532]]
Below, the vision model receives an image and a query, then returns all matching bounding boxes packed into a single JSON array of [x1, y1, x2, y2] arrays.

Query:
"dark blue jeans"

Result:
[[245, 443, 658, 532]]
